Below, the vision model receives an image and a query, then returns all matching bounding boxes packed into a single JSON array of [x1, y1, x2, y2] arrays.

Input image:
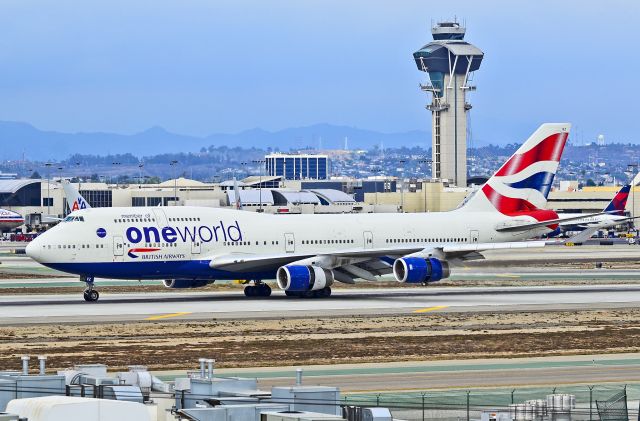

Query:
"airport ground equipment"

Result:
[[6, 396, 153, 421]]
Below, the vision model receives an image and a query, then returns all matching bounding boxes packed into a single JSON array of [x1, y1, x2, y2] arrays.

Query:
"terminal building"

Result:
[[0, 171, 636, 232], [0, 177, 383, 230], [265, 153, 329, 180]]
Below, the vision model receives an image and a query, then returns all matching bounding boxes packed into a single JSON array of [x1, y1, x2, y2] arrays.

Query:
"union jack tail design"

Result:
[[461, 123, 570, 224]]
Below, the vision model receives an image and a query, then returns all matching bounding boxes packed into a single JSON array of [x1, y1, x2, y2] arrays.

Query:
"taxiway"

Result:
[[0, 284, 639, 324]]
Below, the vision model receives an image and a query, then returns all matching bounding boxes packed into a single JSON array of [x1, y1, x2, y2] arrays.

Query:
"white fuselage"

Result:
[[26, 206, 543, 280], [0, 209, 24, 232], [558, 213, 626, 229]]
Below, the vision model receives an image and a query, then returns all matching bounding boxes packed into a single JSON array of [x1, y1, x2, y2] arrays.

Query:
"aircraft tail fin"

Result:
[[603, 185, 630, 216], [62, 181, 91, 212], [460, 123, 570, 221]]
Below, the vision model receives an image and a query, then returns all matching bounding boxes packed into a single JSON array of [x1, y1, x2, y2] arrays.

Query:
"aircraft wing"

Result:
[[208, 240, 546, 276]]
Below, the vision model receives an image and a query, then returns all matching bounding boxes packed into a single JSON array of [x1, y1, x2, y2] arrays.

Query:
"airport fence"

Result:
[[343, 383, 640, 421]]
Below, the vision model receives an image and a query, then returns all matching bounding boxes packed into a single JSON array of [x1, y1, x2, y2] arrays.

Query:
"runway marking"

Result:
[[413, 305, 448, 314], [145, 312, 192, 321], [496, 274, 520, 278]]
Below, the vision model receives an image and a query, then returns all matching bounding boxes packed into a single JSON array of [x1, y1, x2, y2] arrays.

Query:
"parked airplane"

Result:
[[28, 123, 586, 302], [0, 208, 24, 232], [63, 181, 91, 212], [553, 184, 632, 234]]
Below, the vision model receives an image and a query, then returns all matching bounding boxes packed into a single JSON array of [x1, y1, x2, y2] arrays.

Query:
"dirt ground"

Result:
[[1, 308, 639, 372]]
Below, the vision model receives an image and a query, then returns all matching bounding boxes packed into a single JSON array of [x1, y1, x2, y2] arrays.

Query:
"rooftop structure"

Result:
[[413, 20, 484, 187], [266, 153, 329, 180]]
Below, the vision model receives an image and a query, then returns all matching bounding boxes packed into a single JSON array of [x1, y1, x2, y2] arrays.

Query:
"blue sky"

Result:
[[0, 0, 638, 145]]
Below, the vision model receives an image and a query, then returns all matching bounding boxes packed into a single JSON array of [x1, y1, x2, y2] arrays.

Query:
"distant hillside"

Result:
[[0, 121, 430, 161]]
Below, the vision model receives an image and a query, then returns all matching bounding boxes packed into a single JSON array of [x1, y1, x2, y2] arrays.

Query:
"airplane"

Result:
[[0, 208, 24, 232], [28, 123, 588, 302], [63, 181, 91, 212], [552, 184, 633, 235]]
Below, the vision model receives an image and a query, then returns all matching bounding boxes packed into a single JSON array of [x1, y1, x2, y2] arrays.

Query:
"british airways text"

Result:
[[126, 220, 243, 244]]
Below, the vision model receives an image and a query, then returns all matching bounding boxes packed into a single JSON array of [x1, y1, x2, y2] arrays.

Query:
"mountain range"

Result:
[[0, 121, 430, 161]]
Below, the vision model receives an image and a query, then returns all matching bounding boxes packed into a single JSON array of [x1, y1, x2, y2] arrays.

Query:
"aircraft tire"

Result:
[[244, 286, 255, 297], [84, 290, 99, 302], [259, 284, 272, 297]]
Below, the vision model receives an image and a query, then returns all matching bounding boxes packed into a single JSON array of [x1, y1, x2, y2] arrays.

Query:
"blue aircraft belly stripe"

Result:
[[43, 261, 276, 280]]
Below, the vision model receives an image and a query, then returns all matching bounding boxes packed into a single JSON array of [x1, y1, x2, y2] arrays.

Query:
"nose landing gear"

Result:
[[81, 276, 99, 302]]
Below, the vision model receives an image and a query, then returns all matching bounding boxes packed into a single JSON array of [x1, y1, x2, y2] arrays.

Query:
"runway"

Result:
[[1, 284, 640, 324]]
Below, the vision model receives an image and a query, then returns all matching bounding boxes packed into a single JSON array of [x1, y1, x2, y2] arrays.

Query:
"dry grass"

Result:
[[0, 309, 638, 372]]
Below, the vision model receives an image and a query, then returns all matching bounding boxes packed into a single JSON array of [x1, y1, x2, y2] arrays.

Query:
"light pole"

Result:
[[111, 162, 121, 188], [399, 159, 406, 212], [419, 158, 432, 212], [57, 167, 64, 215], [253, 159, 265, 213], [45, 163, 52, 216], [170, 160, 178, 205], [627, 163, 638, 231], [75, 162, 81, 192], [138, 162, 144, 185]]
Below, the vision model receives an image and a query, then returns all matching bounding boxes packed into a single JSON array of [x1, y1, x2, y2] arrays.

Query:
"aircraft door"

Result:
[[284, 233, 295, 253], [469, 230, 479, 243], [152, 208, 168, 227], [363, 231, 373, 249], [113, 236, 125, 258], [191, 240, 201, 255]]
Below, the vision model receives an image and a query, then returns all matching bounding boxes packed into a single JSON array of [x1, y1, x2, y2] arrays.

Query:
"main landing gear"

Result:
[[243, 281, 272, 298], [284, 287, 332, 299], [81, 276, 99, 302]]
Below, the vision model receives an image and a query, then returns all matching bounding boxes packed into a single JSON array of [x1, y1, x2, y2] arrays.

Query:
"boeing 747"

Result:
[[28, 123, 581, 302]]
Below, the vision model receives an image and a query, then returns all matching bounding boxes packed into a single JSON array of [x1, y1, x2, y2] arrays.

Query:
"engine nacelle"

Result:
[[276, 265, 334, 292], [163, 279, 212, 289], [393, 257, 450, 284]]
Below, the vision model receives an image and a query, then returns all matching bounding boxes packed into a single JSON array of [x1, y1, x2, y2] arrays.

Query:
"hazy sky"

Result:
[[0, 0, 638, 145]]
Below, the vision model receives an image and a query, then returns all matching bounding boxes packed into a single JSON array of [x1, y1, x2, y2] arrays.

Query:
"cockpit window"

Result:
[[63, 216, 85, 222]]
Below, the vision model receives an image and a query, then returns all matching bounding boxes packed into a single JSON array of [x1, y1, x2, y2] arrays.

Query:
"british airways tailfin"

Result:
[[603, 185, 630, 216], [461, 123, 570, 219], [62, 181, 91, 212]]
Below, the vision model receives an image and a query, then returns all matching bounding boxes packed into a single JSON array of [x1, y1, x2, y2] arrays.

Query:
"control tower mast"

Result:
[[413, 21, 484, 187]]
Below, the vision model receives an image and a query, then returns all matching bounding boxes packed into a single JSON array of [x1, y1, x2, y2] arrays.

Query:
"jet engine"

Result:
[[163, 279, 212, 289], [393, 257, 450, 284], [276, 265, 334, 292]]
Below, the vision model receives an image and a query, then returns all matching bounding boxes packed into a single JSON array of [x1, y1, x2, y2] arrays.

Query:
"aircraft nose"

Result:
[[25, 239, 41, 261]]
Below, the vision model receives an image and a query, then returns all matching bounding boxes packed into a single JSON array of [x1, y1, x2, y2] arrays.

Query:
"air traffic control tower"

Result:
[[413, 21, 483, 187]]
